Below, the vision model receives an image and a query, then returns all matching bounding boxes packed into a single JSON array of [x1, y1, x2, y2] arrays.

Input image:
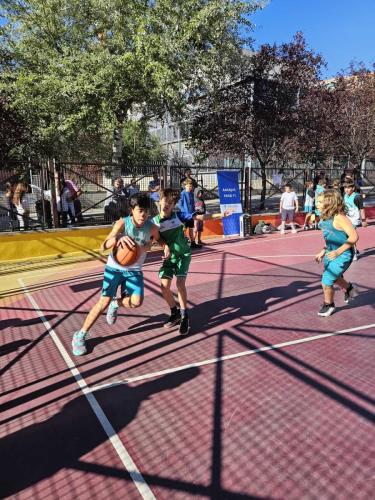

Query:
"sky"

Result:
[[250, 0, 375, 78]]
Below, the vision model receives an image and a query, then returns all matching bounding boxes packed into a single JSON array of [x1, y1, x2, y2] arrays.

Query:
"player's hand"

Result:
[[315, 249, 325, 263], [163, 245, 171, 261], [326, 250, 338, 261], [117, 235, 136, 248], [223, 209, 234, 217], [362, 221, 368, 227]]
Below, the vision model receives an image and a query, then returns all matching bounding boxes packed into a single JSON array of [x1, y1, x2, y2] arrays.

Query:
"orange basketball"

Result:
[[113, 239, 141, 267]]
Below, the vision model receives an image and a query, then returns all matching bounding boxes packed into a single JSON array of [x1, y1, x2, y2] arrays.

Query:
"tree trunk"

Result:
[[259, 162, 267, 211]]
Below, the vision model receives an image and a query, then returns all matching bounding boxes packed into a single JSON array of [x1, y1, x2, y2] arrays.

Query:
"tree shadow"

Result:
[[0, 315, 57, 331], [0, 367, 200, 498], [190, 280, 318, 332], [0, 338, 32, 355]]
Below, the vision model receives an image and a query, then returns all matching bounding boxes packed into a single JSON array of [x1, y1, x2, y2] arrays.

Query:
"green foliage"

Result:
[[0, 0, 260, 159], [122, 120, 166, 163]]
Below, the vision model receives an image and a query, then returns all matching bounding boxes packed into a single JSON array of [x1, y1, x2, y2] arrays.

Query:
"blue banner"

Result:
[[217, 170, 243, 236]]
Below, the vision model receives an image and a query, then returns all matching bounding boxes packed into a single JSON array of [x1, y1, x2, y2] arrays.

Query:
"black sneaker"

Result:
[[190, 242, 202, 249], [344, 283, 357, 303], [164, 310, 181, 328], [179, 315, 191, 336], [318, 303, 336, 317]]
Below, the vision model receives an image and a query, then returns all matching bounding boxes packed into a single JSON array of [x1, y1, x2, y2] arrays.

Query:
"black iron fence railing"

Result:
[[1, 159, 374, 232]]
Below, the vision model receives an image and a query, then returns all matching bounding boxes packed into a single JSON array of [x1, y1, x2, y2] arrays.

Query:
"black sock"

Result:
[[181, 308, 188, 318], [171, 306, 179, 315], [346, 283, 352, 291]]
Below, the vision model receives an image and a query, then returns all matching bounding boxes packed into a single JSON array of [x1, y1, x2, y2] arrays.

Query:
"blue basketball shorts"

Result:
[[322, 254, 353, 286], [101, 266, 144, 298]]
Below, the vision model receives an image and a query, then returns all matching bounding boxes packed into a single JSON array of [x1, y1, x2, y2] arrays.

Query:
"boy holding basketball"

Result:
[[72, 194, 162, 356], [154, 188, 232, 336]]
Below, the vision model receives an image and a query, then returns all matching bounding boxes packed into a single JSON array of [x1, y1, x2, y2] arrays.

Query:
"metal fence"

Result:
[[1, 159, 374, 232]]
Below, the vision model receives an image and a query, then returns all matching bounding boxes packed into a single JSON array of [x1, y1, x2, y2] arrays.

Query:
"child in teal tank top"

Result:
[[72, 194, 163, 356], [315, 190, 359, 317]]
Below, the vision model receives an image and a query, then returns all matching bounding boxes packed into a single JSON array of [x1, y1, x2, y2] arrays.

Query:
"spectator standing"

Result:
[[65, 179, 84, 224], [279, 183, 298, 235], [104, 177, 128, 223], [12, 182, 30, 230], [193, 187, 206, 245], [180, 179, 201, 248], [180, 169, 198, 190], [148, 172, 161, 212], [126, 177, 140, 197]]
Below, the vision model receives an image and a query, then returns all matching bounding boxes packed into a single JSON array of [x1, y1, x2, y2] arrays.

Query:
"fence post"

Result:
[[48, 158, 60, 228]]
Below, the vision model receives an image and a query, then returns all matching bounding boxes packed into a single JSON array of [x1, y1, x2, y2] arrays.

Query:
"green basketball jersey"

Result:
[[153, 212, 191, 258]]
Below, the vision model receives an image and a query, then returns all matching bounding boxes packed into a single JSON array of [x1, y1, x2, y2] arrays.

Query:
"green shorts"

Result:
[[159, 252, 191, 279]]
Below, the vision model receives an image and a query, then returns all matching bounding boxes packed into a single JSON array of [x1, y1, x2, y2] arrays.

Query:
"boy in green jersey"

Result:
[[153, 188, 232, 336]]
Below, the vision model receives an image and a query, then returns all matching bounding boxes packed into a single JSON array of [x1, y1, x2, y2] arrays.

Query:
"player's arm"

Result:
[[326, 215, 358, 260], [295, 195, 299, 213], [149, 224, 170, 259], [101, 219, 127, 251], [194, 209, 233, 221]]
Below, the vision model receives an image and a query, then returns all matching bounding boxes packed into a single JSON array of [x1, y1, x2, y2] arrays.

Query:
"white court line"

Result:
[[90, 322, 375, 392], [18, 278, 156, 500]]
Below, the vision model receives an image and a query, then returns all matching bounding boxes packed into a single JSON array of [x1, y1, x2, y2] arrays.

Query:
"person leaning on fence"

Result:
[[104, 177, 128, 223], [59, 180, 76, 227], [279, 183, 298, 235], [11, 182, 30, 231], [65, 179, 84, 224]]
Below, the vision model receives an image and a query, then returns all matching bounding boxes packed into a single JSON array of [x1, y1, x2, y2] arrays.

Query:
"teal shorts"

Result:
[[159, 253, 192, 279], [102, 266, 144, 297], [322, 253, 353, 286]]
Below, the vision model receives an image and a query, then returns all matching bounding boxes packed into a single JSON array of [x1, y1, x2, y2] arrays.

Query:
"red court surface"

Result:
[[1, 226, 375, 499]]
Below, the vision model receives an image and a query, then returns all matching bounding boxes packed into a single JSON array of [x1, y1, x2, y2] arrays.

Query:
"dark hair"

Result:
[[129, 193, 150, 211], [284, 183, 292, 189], [159, 188, 180, 204], [343, 180, 355, 189]]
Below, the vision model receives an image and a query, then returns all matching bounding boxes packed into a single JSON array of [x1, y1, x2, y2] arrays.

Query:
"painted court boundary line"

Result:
[[18, 278, 156, 500], [90, 323, 375, 391]]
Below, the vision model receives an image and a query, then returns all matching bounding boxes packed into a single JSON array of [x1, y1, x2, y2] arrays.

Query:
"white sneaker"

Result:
[[291, 229, 297, 234], [106, 299, 119, 325], [280, 229, 285, 235]]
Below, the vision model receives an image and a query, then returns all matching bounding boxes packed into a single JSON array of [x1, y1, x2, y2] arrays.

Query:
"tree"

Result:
[[0, 0, 261, 160], [189, 32, 325, 208], [122, 120, 166, 164], [0, 93, 30, 163], [329, 63, 375, 169]]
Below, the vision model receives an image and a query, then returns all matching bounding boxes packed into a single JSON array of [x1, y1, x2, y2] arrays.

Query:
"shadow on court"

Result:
[[0, 338, 32, 355], [0, 367, 200, 498]]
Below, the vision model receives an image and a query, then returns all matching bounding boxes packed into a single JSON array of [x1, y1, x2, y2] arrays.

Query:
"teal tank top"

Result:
[[318, 218, 353, 259], [107, 216, 153, 272]]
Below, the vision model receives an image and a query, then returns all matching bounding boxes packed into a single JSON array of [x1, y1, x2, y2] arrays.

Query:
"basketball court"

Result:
[[1, 226, 374, 499]]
